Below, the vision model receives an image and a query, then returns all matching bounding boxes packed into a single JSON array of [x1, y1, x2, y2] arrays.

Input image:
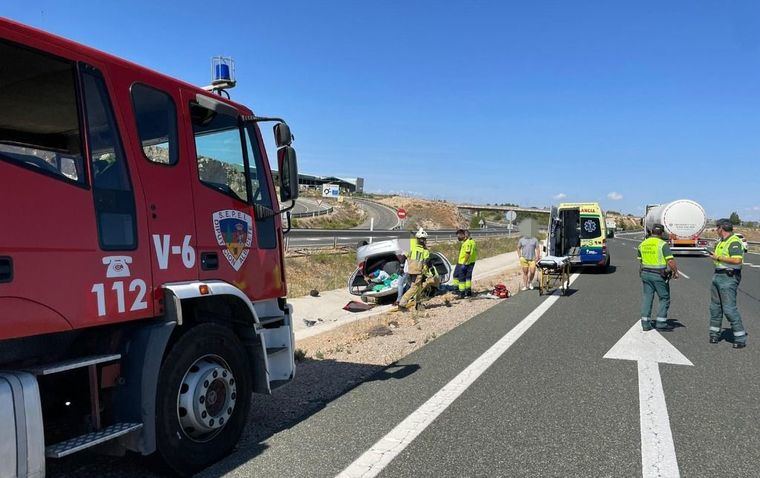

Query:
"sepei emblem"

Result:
[[212, 210, 253, 271]]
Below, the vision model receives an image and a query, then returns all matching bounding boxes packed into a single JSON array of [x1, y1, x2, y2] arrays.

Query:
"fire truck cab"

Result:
[[0, 18, 299, 476]]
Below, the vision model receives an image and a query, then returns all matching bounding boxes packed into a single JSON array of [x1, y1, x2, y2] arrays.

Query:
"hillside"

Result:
[[607, 213, 643, 231], [375, 196, 465, 230], [292, 201, 364, 229]]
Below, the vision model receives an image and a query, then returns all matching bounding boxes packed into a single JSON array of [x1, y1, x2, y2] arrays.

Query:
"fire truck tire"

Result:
[[154, 323, 252, 476]]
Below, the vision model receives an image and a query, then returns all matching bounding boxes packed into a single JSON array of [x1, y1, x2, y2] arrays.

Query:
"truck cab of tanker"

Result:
[[0, 18, 299, 476], [547, 202, 611, 271]]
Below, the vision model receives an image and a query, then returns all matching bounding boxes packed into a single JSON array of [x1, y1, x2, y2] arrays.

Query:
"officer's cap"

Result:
[[716, 219, 733, 232]]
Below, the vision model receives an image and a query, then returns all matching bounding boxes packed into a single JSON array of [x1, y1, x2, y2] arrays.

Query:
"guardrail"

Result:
[[284, 228, 519, 250], [291, 206, 334, 219]]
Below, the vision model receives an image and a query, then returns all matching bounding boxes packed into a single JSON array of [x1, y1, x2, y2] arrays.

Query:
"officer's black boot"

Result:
[[709, 336, 719, 344], [733, 341, 747, 349]]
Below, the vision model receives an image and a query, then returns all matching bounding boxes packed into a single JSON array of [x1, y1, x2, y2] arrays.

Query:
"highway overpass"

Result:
[[457, 204, 551, 214]]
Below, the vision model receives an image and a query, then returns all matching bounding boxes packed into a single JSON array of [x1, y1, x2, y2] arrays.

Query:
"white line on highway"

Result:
[[336, 273, 581, 478], [604, 322, 692, 478]]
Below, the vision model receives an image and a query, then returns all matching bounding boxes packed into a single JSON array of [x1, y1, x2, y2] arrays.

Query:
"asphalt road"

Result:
[[353, 199, 400, 230], [292, 197, 331, 216], [47, 237, 760, 477], [206, 237, 760, 477]]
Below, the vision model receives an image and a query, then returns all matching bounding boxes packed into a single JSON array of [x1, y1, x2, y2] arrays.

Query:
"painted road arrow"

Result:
[[604, 322, 693, 478]]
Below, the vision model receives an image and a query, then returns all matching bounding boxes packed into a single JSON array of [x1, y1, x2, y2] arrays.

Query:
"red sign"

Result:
[[397, 208, 407, 219]]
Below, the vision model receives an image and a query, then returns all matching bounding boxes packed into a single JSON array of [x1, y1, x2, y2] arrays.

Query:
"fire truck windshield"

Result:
[[192, 105, 249, 203]]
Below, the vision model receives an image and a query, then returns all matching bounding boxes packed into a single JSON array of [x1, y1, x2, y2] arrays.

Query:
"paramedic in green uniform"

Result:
[[454, 229, 478, 298], [708, 219, 747, 348], [638, 224, 680, 331]]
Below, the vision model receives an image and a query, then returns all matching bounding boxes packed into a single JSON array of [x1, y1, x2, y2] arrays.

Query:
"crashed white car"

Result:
[[348, 239, 453, 302], [735, 233, 749, 252]]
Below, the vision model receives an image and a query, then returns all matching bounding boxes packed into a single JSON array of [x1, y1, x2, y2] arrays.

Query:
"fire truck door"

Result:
[[124, 82, 198, 288], [242, 123, 285, 299], [184, 92, 283, 300]]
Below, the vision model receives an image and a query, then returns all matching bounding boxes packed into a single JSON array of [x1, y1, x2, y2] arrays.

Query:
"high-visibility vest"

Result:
[[638, 237, 671, 269], [458, 238, 478, 265], [714, 234, 743, 270], [407, 242, 430, 274]]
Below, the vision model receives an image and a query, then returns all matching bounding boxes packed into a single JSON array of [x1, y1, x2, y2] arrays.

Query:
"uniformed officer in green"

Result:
[[707, 219, 747, 348], [638, 224, 680, 331]]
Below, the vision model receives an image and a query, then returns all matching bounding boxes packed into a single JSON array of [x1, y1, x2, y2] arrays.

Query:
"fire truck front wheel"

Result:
[[155, 323, 252, 475]]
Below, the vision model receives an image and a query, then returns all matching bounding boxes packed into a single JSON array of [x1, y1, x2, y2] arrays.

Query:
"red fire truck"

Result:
[[0, 18, 300, 476]]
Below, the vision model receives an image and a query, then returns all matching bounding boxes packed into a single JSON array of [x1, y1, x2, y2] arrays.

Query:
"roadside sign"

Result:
[[397, 208, 407, 220], [322, 184, 340, 198], [505, 210, 517, 222], [316, 199, 323, 207]]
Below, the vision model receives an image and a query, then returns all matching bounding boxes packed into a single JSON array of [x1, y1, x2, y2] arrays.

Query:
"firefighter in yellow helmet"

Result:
[[399, 228, 439, 309]]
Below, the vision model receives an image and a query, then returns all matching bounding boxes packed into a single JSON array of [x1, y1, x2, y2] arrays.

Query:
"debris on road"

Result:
[[343, 301, 374, 312]]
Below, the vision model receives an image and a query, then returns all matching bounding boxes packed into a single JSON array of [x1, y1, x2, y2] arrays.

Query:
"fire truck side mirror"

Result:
[[278, 146, 299, 202], [274, 122, 293, 148]]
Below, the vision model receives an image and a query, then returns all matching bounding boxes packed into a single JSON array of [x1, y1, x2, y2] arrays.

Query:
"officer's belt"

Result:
[[641, 267, 667, 274], [714, 269, 741, 275]]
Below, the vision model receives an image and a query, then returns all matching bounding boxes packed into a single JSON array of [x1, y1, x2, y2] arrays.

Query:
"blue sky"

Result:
[[3, 1, 759, 219]]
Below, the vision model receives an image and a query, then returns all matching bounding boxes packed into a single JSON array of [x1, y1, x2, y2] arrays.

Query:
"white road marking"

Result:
[[337, 274, 581, 478], [605, 322, 693, 478]]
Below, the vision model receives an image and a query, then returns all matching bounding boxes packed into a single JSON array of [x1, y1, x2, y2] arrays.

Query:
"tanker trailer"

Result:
[[645, 199, 708, 255]]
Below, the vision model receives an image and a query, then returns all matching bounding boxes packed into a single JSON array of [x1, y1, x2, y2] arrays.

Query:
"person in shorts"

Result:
[[518, 235, 541, 290]]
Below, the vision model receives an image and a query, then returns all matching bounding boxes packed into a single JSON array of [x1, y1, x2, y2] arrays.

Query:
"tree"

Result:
[[730, 212, 741, 225]]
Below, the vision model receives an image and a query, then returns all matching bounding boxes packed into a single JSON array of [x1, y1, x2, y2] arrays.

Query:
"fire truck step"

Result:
[[45, 422, 143, 458], [266, 346, 288, 355], [259, 316, 285, 327], [25, 354, 121, 376]]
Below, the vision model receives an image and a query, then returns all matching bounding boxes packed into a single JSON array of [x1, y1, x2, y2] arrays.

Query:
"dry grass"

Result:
[[432, 235, 519, 262], [702, 227, 760, 242], [286, 252, 357, 297], [293, 201, 364, 229]]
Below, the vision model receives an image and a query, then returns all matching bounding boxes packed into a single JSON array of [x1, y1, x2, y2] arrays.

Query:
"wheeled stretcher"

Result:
[[537, 255, 571, 296]]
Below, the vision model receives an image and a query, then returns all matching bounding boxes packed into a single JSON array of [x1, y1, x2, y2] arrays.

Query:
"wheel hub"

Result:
[[177, 355, 237, 442]]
